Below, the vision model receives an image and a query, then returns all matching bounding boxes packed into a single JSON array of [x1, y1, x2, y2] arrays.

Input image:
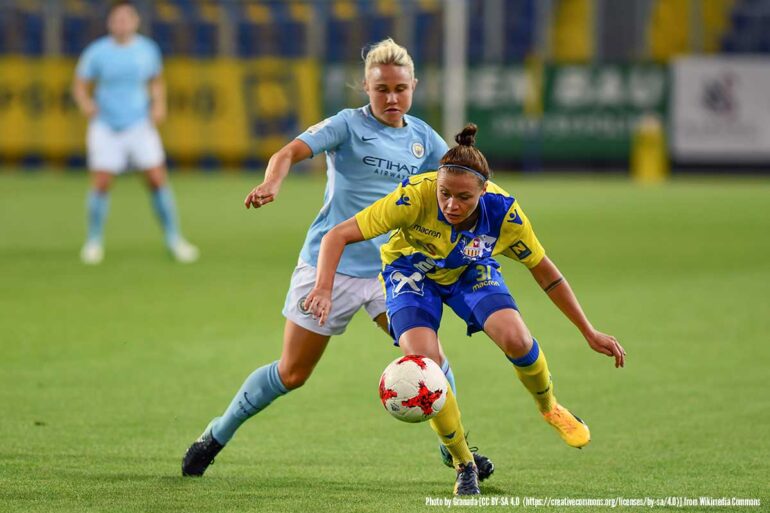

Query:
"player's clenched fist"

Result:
[[244, 183, 278, 209]]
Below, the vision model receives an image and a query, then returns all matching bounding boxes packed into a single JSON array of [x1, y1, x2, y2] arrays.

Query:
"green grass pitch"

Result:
[[1, 171, 768, 512]]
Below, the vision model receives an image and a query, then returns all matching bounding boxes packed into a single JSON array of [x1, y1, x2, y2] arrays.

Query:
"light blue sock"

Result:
[[211, 361, 288, 445], [150, 185, 180, 247], [86, 189, 110, 244], [441, 358, 457, 395]]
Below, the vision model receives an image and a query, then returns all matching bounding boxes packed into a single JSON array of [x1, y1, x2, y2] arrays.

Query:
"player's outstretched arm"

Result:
[[304, 218, 366, 326], [529, 256, 626, 368], [244, 139, 312, 209]]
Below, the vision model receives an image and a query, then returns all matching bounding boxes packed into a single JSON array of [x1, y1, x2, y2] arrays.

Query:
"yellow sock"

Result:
[[429, 388, 473, 467], [511, 340, 557, 413]]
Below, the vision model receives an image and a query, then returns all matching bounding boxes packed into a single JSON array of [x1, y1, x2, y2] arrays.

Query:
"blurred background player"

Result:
[[181, 38, 493, 480], [72, 0, 198, 264], [305, 124, 626, 495]]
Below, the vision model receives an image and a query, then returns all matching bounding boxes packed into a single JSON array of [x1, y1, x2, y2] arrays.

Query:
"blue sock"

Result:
[[86, 189, 110, 244], [441, 358, 457, 395], [211, 361, 288, 445], [507, 338, 540, 367], [150, 186, 180, 247]]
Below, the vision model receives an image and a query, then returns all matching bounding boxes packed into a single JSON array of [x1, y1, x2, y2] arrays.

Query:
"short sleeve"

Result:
[[355, 179, 424, 240], [296, 112, 349, 157], [499, 202, 546, 268], [76, 43, 99, 80], [422, 128, 449, 171]]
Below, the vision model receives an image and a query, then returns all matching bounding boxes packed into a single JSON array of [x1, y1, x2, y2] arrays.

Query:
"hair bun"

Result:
[[454, 123, 478, 146]]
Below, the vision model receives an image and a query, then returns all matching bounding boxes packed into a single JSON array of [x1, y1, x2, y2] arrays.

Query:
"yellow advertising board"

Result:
[[0, 56, 321, 161], [0, 56, 85, 155]]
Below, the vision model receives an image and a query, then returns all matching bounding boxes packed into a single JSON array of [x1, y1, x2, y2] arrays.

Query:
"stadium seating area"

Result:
[[5, 0, 770, 63], [0, 1, 45, 55], [0, 0, 537, 63], [646, 0, 770, 59], [722, 0, 770, 53]]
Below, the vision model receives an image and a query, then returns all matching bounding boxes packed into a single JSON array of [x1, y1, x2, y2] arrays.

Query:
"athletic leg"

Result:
[[143, 165, 198, 262], [81, 171, 113, 264], [182, 320, 330, 476], [398, 328, 472, 465], [82, 120, 122, 264], [374, 313, 454, 391], [484, 308, 590, 448], [144, 165, 176, 246], [375, 311, 493, 478], [212, 320, 330, 443], [399, 327, 479, 495]]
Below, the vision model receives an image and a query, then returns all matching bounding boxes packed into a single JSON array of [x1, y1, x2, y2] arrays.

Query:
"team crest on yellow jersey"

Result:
[[462, 235, 497, 259]]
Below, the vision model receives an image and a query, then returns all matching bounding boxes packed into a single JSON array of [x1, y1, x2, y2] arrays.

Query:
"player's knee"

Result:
[[425, 351, 443, 367], [145, 167, 167, 189], [92, 176, 112, 192], [500, 332, 533, 359], [278, 366, 312, 390]]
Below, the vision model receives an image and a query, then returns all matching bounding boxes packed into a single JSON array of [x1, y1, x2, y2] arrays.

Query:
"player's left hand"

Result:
[[304, 288, 332, 326], [584, 329, 626, 368]]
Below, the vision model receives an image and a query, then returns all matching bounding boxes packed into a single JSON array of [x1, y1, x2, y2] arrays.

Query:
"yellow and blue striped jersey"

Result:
[[354, 172, 545, 286]]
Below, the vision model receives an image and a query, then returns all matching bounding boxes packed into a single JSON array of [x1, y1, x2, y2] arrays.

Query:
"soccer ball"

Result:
[[378, 355, 447, 423]]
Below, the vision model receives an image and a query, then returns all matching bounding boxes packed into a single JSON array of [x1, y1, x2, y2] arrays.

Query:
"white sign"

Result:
[[672, 57, 770, 162]]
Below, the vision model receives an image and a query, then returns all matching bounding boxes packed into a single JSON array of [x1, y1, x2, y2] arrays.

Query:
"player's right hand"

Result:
[[244, 182, 279, 209], [304, 288, 332, 326]]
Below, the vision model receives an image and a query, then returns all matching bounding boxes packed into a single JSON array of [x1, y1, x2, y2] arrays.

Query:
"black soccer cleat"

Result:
[[440, 441, 495, 481], [454, 461, 481, 495], [182, 428, 224, 477], [472, 451, 495, 482]]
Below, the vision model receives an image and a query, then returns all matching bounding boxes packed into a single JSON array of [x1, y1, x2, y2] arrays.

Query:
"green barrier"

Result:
[[468, 63, 668, 161]]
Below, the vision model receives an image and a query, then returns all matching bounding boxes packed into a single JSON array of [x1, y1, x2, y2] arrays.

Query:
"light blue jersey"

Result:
[[76, 35, 162, 131], [297, 106, 448, 278]]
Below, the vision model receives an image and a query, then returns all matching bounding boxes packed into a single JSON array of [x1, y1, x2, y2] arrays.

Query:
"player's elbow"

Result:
[[329, 219, 365, 246], [275, 139, 311, 165], [325, 224, 350, 248]]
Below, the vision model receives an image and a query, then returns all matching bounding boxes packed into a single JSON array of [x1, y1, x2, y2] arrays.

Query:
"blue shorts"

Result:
[[382, 260, 519, 345]]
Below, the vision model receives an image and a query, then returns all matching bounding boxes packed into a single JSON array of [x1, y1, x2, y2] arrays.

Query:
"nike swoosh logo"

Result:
[[362, 136, 377, 141]]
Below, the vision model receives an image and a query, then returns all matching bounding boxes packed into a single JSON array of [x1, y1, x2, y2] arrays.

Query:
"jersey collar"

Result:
[[437, 195, 491, 243]]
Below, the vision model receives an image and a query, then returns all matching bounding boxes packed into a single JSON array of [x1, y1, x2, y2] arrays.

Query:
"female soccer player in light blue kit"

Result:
[[182, 39, 492, 480], [305, 124, 626, 495], [72, 1, 197, 264]]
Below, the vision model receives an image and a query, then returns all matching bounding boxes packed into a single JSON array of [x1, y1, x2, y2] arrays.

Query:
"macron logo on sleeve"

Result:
[[396, 195, 411, 206], [507, 209, 523, 225]]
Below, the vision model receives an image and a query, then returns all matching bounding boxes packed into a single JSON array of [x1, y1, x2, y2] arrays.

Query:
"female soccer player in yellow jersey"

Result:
[[182, 39, 492, 480], [305, 124, 626, 495]]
